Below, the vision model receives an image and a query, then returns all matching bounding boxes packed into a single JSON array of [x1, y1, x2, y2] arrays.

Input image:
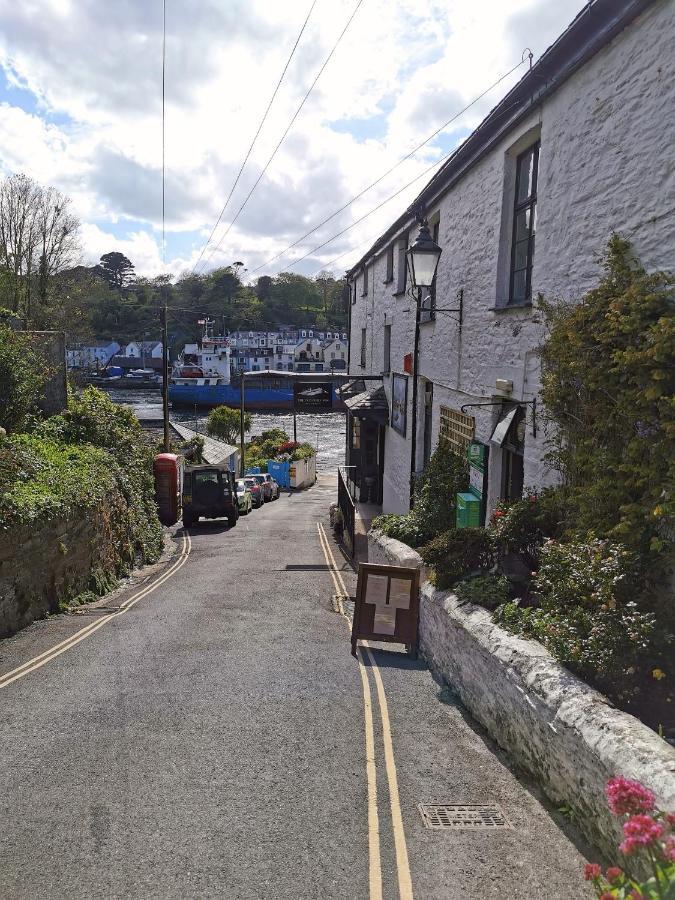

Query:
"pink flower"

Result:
[[629, 892, 645, 900], [621, 814, 664, 851], [620, 836, 640, 855], [599, 894, 615, 900], [605, 867, 623, 883], [606, 777, 655, 816], [584, 863, 602, 881], [666, 813, 675, 828], [664, 836, 675, 862]]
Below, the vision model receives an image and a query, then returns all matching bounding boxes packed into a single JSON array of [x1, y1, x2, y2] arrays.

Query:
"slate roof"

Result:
[[344, 384, 389, 421]]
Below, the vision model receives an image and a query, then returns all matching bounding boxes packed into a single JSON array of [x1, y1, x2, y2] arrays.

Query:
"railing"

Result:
[[337, 466, 356, 557]]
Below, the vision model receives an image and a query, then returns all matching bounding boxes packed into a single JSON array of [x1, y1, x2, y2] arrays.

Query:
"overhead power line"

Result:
[[196, 0, 366, 273], [191, 0, 317, 274], [252, 57, 527, 277]]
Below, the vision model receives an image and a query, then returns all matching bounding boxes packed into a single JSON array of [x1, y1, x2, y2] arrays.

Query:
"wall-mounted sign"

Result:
[[351, 562, 420, 657], [391, 373, 408, 436], [466, 439, 489, 523], [294, 381, 332, 410]]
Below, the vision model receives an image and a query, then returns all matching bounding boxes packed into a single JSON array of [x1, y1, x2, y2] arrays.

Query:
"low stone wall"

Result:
[[0, 501, 125, 638], [368, 529, 675, 861]]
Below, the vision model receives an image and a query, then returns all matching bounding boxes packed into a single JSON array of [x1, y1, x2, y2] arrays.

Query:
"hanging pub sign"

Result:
[[293, 381, 333, 410], [351, 562, 420, 657], [391, 373, 408, 436]]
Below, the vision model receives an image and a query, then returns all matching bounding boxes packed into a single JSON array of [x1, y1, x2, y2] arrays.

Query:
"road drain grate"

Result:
[[418, 804, 512, 831]]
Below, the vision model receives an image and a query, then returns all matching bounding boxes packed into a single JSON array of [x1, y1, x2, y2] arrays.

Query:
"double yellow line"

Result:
[[0, 532, 191, 691], [317, 523, 414, 900]]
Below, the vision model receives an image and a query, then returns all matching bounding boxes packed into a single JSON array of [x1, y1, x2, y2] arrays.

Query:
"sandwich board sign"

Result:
[[351, 562, 420, 657]]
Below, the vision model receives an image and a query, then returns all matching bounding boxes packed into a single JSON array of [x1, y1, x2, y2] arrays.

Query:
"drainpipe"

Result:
[[409, 285, 422, 508]]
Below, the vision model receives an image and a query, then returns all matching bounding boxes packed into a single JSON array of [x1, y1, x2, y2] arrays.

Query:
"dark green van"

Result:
[[182, 465, 239, 528]]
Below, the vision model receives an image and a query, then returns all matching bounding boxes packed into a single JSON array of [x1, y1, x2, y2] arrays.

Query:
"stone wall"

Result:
[[367, 529, 675, 861], [0, 500, 123, 638], [349, 0, 675, 515]]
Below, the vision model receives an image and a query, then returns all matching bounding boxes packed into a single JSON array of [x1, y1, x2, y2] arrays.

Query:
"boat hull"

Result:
[[168, 382, 345, 411]]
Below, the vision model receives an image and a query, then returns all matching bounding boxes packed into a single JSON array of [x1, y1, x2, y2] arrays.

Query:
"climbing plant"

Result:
[[537, 235, 674, 560]]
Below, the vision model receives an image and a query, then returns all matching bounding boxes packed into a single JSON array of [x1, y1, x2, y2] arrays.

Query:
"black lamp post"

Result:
[[406, 218, 442, 505]]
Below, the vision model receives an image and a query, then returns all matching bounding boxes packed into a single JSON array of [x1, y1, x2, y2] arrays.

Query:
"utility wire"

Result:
[[197, 0, 366, 273], [191, 0, 317, 274], [252, 57, 527, 276]]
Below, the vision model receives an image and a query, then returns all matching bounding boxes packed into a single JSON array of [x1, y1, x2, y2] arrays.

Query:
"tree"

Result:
[[98, 252, 135, 291], [0, 174, 80, 322], [207, 405, 251, 445]]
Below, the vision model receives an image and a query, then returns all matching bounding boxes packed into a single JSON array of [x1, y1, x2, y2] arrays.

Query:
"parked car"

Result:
[[244, 476, 264, 508], [263, 474, 281, 500], [251, 473, 274, 502], [235, 479, 253, 515], [182, 465, 239, 528]]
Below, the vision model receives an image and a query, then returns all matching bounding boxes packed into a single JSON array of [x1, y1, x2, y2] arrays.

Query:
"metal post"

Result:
[[293, 384, 297, 443], [409, 286, 422, 506], [161, 302, 170, 452], [239, 367, 246, 477]]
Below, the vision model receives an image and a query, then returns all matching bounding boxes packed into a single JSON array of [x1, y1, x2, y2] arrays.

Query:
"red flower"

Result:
[[664, 835, 675, 862], [605, 867, 622, 883], [666, 813, 675, 828], [606, 777, 655, 816], [620, 815, 664, 854], [599, 894, 615, 900], [493, 510, 504, 518], [584, 863, 602, 881], [629, 892, 645, 900]]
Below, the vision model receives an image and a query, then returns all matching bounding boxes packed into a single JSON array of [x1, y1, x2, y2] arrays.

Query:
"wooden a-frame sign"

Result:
[[351, 562, 420, 657]]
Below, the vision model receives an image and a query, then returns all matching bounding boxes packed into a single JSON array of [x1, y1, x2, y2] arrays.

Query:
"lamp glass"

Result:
[[406, 221, 442, 288]]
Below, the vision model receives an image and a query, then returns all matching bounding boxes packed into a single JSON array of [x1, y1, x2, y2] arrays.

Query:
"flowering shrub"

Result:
[[584, 777, 674, 898], [489, 488, 567, 560], [534, 538, 639, 611]]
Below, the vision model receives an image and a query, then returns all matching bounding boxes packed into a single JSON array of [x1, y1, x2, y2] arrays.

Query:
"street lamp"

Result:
[[406, 218, 442, 505], [406, 219, 442, 288]]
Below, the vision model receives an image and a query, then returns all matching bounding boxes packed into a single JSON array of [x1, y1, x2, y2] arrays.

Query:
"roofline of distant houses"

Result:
[[346, 0, 656, 278]]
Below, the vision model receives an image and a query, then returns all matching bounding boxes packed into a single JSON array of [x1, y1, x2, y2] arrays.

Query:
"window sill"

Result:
[[490, 301, 533, 312], [392, 289, 407, 297]]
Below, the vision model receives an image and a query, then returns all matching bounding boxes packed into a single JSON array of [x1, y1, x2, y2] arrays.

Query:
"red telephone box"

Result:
[[153, 453, 182, 525]]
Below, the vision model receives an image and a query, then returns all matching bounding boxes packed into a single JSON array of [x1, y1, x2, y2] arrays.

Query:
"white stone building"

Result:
[[124, 340, 163, 360], [345, 0, 675, 514]]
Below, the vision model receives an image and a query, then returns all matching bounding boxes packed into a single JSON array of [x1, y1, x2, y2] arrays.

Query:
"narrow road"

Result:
[[0, 476, 590, 898]]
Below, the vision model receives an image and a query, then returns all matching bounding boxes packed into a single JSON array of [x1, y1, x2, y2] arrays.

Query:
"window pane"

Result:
[[511, 269, 528, 302], [513, 238, 530, 271], [516, 147, 535, 203], [514, 207, 531, 242]]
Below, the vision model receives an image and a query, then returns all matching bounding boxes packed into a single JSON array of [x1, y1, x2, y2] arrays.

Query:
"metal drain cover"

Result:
[[418, 804, 512, 831]]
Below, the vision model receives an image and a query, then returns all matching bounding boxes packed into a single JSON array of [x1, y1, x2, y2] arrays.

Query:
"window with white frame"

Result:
[[509, 142, 540, 303]]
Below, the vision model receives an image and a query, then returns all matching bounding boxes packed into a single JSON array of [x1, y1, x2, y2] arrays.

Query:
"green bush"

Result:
[[455, 574, 512, 611], [420, 528, 494, 589], [414, 440, 468, 538], [371, 513, 429, 548], [0, 324, 47, 433], [207, 405, 251, 445], [538, 235, 674, 558], [32, 388, 162, 562]]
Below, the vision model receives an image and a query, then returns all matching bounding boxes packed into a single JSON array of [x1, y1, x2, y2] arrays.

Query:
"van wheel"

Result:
[[228, 515, 237, 527], [183, 513, 196, 528]]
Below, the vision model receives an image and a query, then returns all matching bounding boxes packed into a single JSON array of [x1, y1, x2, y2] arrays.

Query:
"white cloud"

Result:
[[0, 0, 585, 278]]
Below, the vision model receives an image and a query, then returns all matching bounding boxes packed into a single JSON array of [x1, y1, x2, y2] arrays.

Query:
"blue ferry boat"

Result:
[[169, 337, 343, 410]]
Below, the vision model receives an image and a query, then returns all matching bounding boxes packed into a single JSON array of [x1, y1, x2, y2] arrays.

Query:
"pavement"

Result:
[[0, 473, 592, 899]]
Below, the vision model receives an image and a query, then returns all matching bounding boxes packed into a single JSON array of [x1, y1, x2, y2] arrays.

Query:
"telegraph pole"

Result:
[[239, 365, 246, 477], [161, 300, 170, 452]]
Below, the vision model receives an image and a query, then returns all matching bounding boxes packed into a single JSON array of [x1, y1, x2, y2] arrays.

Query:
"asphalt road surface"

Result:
[[0, 475, 591, 899]]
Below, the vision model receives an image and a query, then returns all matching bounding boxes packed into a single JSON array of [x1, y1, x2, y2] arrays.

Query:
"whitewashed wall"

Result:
[[349, 0, 675, 514]]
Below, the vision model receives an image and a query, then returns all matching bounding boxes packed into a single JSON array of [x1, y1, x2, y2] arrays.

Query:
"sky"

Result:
[[0, 0, 584, 281]]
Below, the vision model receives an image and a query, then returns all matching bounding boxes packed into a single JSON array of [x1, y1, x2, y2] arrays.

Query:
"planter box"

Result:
[[368, 529, 675, 861]]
